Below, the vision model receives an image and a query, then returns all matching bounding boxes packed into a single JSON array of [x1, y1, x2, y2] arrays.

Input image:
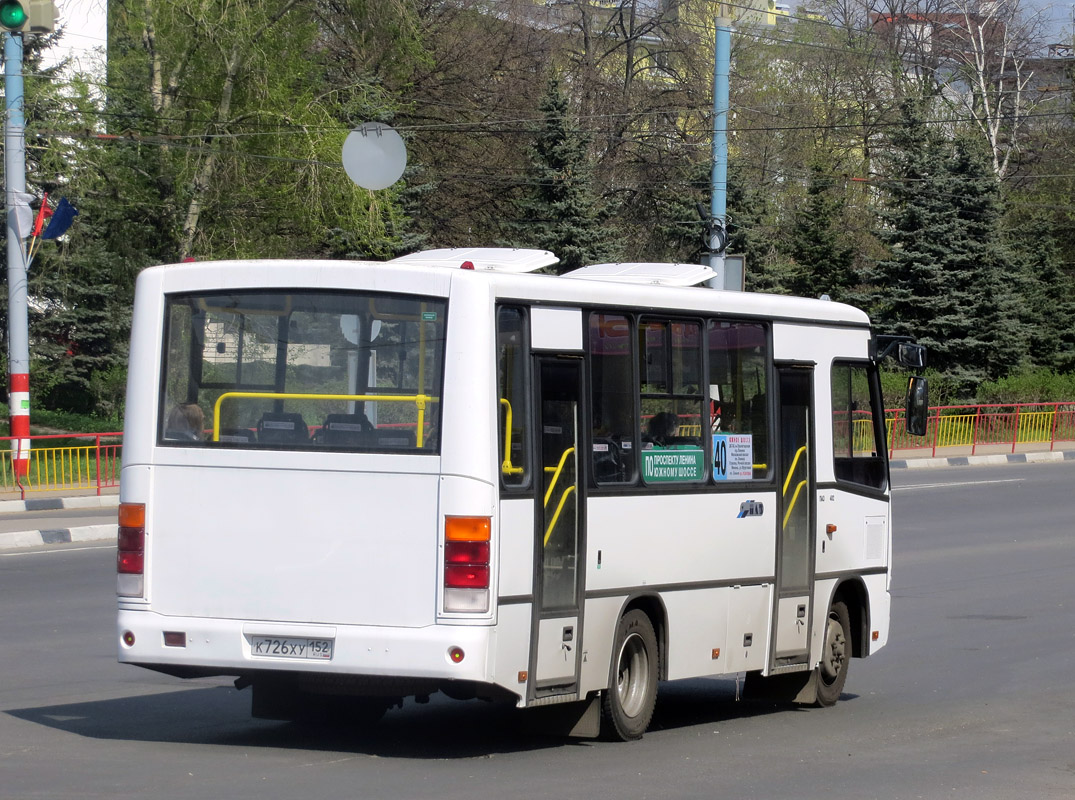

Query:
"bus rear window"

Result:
[[159, 290, 446, 452]]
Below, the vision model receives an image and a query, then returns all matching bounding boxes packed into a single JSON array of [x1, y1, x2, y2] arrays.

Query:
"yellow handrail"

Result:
[[783, 479, 808, 530], [781, 444, 808, 530], [543, 446, 576, 507], [782, 445, 807, 495], [499, 398, 523, 475], [213, 391, 435, 447], [544, 485, 577, 546]]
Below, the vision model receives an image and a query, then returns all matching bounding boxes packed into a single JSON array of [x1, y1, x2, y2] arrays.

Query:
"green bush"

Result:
[[0, 403, 122, 436], [879, 368, 965, 410], [977, 369, 1075, 405]]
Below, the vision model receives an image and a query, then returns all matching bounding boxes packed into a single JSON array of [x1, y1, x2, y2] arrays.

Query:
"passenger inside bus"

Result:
[[646, 412, 679, 446], [164, 403, 205, 441]]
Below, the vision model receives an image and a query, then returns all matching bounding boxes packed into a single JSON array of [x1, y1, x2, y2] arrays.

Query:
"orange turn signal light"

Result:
[[445, 516, 490, 542], [119, 503, 145, 528]]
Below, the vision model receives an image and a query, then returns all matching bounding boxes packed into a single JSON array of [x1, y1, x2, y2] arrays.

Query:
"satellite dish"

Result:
[[342, 123, 407, 190]]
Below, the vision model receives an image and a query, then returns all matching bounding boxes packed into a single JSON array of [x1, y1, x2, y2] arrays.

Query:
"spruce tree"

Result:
[[727, 172, 794, 294], [509, 76, 616, 273], [1008, 217, 1075, 372], [785, 160, 857, 302], [869, 99, 1024, 394]]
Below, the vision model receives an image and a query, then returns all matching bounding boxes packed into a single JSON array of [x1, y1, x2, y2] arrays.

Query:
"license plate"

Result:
[[250, 636, 333, 660]]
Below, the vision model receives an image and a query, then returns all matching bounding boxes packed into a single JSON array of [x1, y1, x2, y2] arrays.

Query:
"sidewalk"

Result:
[[890, 449, 1075, 470]]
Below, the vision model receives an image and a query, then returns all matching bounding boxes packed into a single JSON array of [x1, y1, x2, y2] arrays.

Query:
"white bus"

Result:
[[117, 248, 927, 740]]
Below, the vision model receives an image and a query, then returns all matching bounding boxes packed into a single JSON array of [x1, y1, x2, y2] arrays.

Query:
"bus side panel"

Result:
[[579, 597, 621, 695], [815, 490, 890, 577], [492, 603, 533, 706], [586, 494, 776, 594], [496, 498, 534, 599], [772, 324, 870, 369], [584, 493, 776, 686], [122, 271, 166, 470], [864, 573, 891, 651], [663, 589, 729, 680], [439, 278, 497, 487], [147, 464, 440, 628]]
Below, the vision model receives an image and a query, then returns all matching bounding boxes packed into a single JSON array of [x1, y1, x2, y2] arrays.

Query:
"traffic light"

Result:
[[0, 0, 57, 32], [28, 0, 57, 32], [0, 0, 29, 31]]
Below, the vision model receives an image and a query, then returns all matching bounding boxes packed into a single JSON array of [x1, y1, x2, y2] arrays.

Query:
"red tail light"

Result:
[[117, 503, 146, 597], [445, 540, 490, 565], [445, 564, 490, 588], [443, 516, 491, 612]]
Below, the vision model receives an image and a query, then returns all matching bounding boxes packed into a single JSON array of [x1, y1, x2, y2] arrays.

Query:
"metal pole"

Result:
[[4, 31, 30, 478], [709, 10, 732, 289]]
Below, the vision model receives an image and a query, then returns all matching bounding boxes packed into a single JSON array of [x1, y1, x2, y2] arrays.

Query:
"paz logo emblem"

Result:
[[737, 500, 764, 518]]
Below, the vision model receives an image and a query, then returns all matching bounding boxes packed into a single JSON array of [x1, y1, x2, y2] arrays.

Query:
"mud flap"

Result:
[[743, 669, 818, 705], [522, 694, 602, 738]]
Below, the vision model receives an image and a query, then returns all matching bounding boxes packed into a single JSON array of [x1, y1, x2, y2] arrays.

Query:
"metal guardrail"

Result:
[[0, 432, 122, 499], [880, 403, 1075, 457]]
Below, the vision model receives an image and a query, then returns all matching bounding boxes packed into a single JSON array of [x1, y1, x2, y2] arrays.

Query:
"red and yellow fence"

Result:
[[0, 432, 122, 499], [883, 403, 1075, 457]]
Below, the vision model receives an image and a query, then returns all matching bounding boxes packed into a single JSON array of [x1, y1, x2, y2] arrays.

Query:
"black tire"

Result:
[[601, 609, 658, 740], [815, 600, 851, 707]]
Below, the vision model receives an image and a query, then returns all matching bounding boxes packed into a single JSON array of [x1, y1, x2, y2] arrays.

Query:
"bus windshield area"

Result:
[[159, 290, 447, 453]]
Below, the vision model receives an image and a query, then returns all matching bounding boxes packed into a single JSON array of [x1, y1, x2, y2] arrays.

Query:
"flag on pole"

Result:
[[31, 192, 51, 237], [41, 197, 78, 239]]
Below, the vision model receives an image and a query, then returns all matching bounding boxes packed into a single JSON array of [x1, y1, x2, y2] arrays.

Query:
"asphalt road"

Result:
[[1, 462, 1073, 799]]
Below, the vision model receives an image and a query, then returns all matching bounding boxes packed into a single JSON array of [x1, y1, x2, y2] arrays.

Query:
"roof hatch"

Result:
[[391, 248, 559, 273], [563, 262, 717, 287]]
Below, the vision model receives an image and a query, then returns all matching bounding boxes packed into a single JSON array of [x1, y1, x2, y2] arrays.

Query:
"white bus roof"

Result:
[[390, 248, 558, 273], [144, 255, 871, 328], [564, 262, 717, 287]]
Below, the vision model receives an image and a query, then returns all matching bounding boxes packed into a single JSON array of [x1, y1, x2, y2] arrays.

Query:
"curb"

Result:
[[0, 494, 119, 514], [0, 523, 117, 551], [890, 450, 1075, 469]]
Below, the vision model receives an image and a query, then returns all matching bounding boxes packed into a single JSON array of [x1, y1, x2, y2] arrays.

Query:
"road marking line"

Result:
[[0, 544, 114, 558], [895, 478, 1024, 491]]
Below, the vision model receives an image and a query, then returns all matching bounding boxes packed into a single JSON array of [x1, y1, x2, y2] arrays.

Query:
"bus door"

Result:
[[530, 357, 585, 697], [771, 365, 815, 671]]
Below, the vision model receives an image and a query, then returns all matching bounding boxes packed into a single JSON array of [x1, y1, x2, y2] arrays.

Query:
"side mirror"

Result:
[[897, 343, 927, 370], [905, 376, 929, 437]]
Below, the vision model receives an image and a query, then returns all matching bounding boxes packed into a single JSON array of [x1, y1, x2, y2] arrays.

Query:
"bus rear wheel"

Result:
[[601, 609, 658, 740], [815, 600, 851, 707]]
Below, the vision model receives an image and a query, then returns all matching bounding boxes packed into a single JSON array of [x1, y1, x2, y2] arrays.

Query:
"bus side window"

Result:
[[638, 318, 705, 486], [708, 321, 770, 480], [831, 362, 887, 489], [497, 306, 531, 488], [589, 313, 637, 484]]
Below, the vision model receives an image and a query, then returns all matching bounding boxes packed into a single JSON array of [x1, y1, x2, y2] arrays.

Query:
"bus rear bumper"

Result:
[[116, 609, 519, 701]]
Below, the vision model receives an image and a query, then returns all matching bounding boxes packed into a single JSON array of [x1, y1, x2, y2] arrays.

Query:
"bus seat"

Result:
[[592, 437, 624, 482], [256, 412, 309, 445], [163, 428, 201, 442], [318, 413, 374, 447], [218, 427, 256, 443], [375, 429, 416, 448]]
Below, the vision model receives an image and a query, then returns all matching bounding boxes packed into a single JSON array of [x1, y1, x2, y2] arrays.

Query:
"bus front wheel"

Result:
[[815, 600, 851, 707], [601, 609, 658, 740]]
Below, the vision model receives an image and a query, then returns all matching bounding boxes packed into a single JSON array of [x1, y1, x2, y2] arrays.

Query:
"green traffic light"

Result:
[[0, 0, 28, 30]]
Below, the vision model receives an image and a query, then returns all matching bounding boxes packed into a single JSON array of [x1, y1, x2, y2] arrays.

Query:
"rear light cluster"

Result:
[[443, 516, 490, 613], [117, 503, 146, 598]]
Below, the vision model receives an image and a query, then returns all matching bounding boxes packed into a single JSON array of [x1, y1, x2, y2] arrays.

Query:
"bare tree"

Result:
[[941, 0, 1049, 178]]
